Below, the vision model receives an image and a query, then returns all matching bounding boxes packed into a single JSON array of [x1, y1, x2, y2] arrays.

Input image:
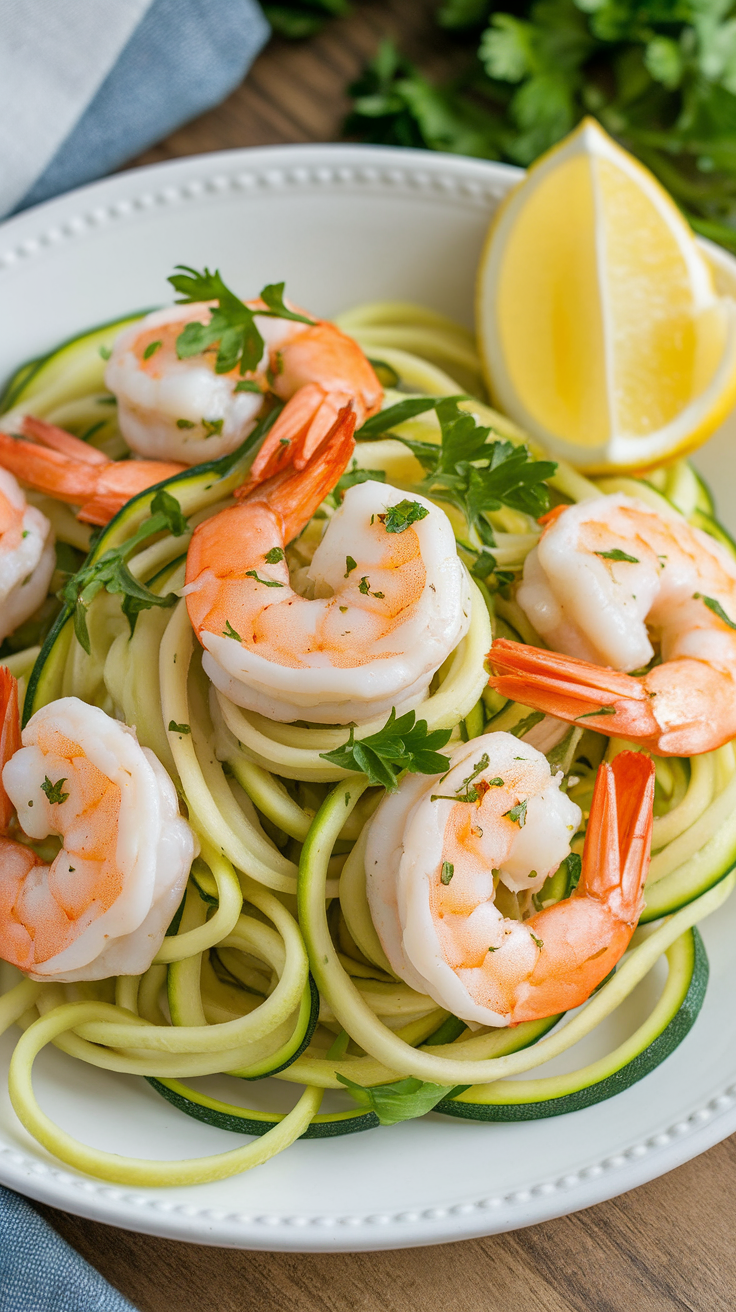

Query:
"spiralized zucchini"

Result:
[[0, 301, 734, 1185]]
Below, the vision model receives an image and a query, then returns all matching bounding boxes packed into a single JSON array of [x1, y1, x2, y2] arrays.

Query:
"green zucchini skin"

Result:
[[433, 927, 707, 1123], [0, 311, 150, 413], [239, 973, 321, 1081], [145, 1076, 379, 1139]]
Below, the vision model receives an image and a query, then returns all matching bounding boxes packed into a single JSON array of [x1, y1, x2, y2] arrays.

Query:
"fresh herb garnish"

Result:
[[334, 466, 386, 500], [176, 419, 196, 429], [530, 932, 544, 950], [223, 620, 241, 641], [244, 570, 284, 588], [694, 593, 736, 630], [576, 706, 617, 720], [264, 547, 285, 564], [234, 379, 262, 393], [344, 555, 357, 577], [169, 267, 315, 376], [168, 721, 191, 735], [98, 345, 112, 360], [59, 489, 188, 653], [509, 710, 545, 738], [202, 417, 224, 438], [335, 1073, 467, 1126], [143, 340, 162, 360], [503, 798, 528, 827], [565, 852, 582, 896], [41, 776, 69, 805], [440, 860, 455, 884], [320, 706, 452, 791], [379, 499, 430, 534], [358, 576, 371, 595], [595, 549, 639, 563], [359, 397, 556, 550]]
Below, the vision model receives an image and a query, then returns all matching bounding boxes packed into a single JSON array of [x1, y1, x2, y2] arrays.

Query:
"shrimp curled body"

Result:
[[105, 300, 382, 467], [0, 468, 55, 642], [490, 493, 736, 755], [366, 733, 654, 1026], [0, 678, 196, 981], [185, 411, 472, 724]]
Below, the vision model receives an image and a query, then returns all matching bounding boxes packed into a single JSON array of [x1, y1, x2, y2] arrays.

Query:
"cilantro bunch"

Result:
[[346, 1, 736, 253], [358, 395, 556, 573]]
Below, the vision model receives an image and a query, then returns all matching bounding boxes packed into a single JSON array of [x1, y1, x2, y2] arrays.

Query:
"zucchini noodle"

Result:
[[0, 299, 733, 1185]]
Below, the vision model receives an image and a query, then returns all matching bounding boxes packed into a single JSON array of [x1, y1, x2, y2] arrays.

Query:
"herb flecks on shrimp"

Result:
[[104, 274, 383, 470], [0, 671, 196, 981], [489, 493, 736, 755], [366, 732, 654, 1026], [0, 466, 55, 645], [184, 409, 472, 725]]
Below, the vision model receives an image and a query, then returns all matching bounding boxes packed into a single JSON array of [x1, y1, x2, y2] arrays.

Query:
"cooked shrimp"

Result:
[[104, 299, 382, 468], [0, 671, 196, 981], [366, 733, 654, 1026], [0, 416, 184, 526], [489, 493, 736, 756], [0, 467, 55, 642], [184, 408, 472, 724]]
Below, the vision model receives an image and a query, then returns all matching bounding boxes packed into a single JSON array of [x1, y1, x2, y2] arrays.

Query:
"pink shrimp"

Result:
[[366, 734, 655, 1026], [0, 669, 195, 981], [0, 416, 185, 526], [104, 299, 383, 471], [184, 406, 471, 725], [488, 493, 736, 756]]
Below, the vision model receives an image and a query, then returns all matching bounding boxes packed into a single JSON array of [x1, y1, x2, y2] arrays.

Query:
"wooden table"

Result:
[[36, 3, 736, 1307]]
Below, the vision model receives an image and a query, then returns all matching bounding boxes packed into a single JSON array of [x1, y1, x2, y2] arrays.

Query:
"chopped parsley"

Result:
[[168, 721, 191, 735], [694, 593, 736, 630], [143, 340, 162, 360], [379, 499, 429, 534], [440, 861, 455, 885], [176, 418, 196, 429], [503, 798, 528, 827], [264, 547, 285, 564], [223, 620, 242, 641], [41, 776, 69, 805], [576, 706, 617, 720], [202, 417, 224, 438], [344, 555, 357, 577], [595, 549, 639, 563], [244, 570, 284, 587]]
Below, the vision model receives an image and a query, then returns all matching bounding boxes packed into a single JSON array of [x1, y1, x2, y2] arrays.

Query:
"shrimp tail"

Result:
[[581, 750, 655, 922], [0, 669, 20, 836], [0, 417, 185, 526], [487, 638, 661, 746], [237, 403, 356, 541]]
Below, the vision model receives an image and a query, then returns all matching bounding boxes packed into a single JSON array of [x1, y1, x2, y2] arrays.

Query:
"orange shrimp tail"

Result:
[[581, 751, 655, 922], [0, 417, 185, 526], [487, 638, 661, 748], [0, 669, 20, 836], [239, 403, 356, 542]]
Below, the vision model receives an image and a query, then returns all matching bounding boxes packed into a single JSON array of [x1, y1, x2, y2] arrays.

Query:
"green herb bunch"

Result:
[[346, 1, 736, 253]]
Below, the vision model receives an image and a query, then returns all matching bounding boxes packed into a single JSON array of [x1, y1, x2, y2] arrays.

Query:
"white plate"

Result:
[[2, 144, 736, 1253]]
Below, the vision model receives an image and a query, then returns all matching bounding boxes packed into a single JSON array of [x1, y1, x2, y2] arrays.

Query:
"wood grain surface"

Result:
[[37, 4, 736, 1308]]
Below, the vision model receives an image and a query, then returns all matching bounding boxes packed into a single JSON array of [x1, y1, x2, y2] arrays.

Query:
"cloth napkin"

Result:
[[0, 0, 271, 217], [0, 1187, 136, 1310], [0, 3, 272, 1304]]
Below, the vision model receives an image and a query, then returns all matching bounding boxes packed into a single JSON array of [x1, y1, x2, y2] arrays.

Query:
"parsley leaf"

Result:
[[440, 860, 455, 884], [596, 549, 639, 563], [335, 1074, 468, 1125], [168, 267, 315, 377], [60, 489, 189, 653], [360, 396, 556, 542], [41, 776, 69, 805], [695, 593, 736, 630], [320, 706, 452, 791], [223, 620, 241, 641], [264, 547, 285, 564], [244, 570, 284, 588], [168, 721, 191, 735], [503, 798, 528, 827], [379, 499, 430, 534]]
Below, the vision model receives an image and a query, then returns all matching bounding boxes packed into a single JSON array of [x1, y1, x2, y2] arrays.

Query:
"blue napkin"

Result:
[[1, 0, 270, 217], [0, 1187, 136, 1310]]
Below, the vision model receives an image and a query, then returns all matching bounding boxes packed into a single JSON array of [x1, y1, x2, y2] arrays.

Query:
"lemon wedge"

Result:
[[477, 118, 736, 472]]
